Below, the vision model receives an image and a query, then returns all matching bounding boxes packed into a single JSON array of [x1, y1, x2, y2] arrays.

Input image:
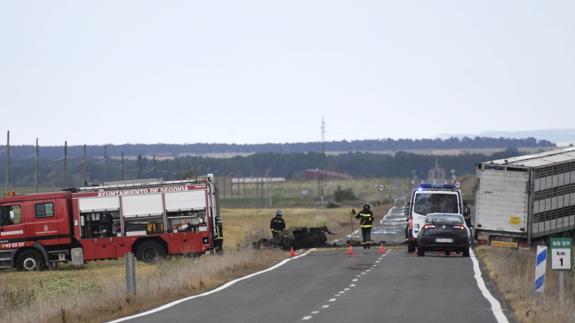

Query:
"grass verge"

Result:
[[476, 246, 575, 323], [0, 249, 284, 323]]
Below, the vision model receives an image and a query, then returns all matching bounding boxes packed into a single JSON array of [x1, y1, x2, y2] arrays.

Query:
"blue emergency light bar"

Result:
[[417, 183, 458, 190]]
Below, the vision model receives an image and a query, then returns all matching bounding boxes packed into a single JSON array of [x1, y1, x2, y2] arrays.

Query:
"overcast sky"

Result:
[[1, 1, 574, 145]]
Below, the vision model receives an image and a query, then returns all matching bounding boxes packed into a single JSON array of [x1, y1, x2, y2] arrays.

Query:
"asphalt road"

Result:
[[114, 204, 511, 323]]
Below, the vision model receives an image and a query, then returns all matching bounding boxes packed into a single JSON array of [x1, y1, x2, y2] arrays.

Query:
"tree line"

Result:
[[0, 148, 528, 189], [4, 137, 554, 159]]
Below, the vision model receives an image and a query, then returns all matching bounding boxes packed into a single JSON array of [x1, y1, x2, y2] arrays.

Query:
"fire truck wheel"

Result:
[[136, 240, 166, 263], [16, 249, 46, 271]]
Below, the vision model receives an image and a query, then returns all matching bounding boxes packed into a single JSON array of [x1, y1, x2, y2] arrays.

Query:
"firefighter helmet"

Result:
[[276, 209, 283, 216]]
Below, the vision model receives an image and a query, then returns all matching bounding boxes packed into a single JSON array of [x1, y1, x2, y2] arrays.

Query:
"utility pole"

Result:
[[137, 155, 142, 179], [153, 155, 157, 178], [4, 131, 10, 197], [104, 145, 108, 182], [34, 138, 39, 193], [319, 116, 326, 207], [121, 152, 126, 180], [266, 169, 272, 208], [166, 159, 170, 181], [64, 141, 68, 187], [176, 158, 181, 180], [83, 144, 88, 185]]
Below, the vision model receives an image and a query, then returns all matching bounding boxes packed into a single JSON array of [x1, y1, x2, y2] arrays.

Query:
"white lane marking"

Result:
[[350, 284, 356, 287], [380, 207, 395, 224], [107, 249, 317, 323], [312, 311, 320, 314], [344, 288, 350, 291], [302, 316, 312, 320], [322, 305, 330, 309], [339, 290, 345, 294], [329, 298, 336, 302], [470, 249, 510, 323], [352, 278, 358, 282], [376, 261, 381, 263]]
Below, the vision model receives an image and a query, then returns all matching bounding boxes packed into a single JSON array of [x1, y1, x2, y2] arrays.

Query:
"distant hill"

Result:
[[4, 137, 555, 159]]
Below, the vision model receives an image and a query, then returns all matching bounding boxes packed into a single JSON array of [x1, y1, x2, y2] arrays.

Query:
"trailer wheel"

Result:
[[136, 240, 166, 263], [16, 249, 45, 271]]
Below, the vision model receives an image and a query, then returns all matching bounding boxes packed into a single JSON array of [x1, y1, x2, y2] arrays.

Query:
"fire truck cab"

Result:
[[0, 176, 222, 271]]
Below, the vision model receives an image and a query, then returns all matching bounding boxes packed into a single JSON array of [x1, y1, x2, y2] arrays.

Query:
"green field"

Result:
[[217, 178, 411, 208]]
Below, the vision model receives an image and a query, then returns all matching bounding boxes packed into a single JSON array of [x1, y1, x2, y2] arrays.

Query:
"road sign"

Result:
[[550, 238, 572, 271], [377, 184, 385, 192]]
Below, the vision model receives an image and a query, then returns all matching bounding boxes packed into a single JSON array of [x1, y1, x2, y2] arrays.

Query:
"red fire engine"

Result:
[[0, 176, 223, 271]]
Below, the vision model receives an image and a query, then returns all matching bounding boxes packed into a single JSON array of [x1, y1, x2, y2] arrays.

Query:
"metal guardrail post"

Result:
[[125, 252, 136, 296]]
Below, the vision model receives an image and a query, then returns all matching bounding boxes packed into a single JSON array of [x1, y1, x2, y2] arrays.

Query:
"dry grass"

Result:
[[476, 246, 575, 323], [221, 206, 388, 248], [0, 249, 284, 323]]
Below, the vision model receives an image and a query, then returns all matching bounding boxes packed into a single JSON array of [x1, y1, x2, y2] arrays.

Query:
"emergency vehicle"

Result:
[[405, 183, 469, 253], [0, 175, 222, 271]]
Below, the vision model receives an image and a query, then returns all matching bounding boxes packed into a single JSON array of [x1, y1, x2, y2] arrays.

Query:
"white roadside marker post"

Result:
[[534, 245, 547, 293]]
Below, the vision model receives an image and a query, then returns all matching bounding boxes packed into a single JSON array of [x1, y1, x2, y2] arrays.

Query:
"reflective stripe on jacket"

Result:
[[355, 210, 374, 228]]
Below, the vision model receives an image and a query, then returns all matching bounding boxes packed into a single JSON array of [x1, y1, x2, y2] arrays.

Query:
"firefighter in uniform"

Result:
[[355, 204, 374, 249], [214, 215, 224, 253], [270, 209, 286, 239]]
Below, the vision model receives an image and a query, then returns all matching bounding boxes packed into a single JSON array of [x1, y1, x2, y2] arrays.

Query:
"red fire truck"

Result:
[[0, 176, 223, 271]]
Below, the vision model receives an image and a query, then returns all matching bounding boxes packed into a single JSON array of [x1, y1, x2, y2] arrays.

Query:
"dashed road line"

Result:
[[299, 250, 390, 322]]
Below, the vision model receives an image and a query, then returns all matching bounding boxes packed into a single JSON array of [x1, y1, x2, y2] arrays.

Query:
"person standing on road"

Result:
[[354, 204, 374, 249], [270, 209, 286, 239]]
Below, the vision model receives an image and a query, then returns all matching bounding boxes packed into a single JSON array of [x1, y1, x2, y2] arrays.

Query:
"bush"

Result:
[[333, 186, 357, 203]]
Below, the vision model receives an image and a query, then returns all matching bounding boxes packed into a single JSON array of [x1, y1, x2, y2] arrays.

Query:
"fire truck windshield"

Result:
[[413, 192, 459, 215]]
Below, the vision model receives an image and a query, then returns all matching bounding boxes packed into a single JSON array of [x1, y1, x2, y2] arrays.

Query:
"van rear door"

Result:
[[476, 169, 529, 233]]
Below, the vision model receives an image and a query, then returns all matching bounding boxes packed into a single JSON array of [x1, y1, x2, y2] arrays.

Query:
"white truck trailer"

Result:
[[474, 147, 575, 245]]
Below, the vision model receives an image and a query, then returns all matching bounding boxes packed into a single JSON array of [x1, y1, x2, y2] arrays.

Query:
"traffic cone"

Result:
[[289, 247, 298, 257], [377, 243, 386, 254], [347, 243, 355, 256]]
